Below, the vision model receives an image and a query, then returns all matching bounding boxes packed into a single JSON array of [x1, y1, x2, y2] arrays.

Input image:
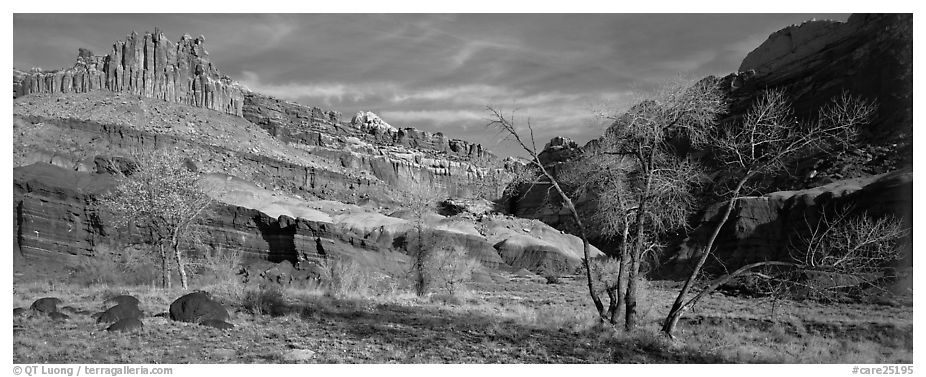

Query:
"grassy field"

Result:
[[12, 274, 912, 364]]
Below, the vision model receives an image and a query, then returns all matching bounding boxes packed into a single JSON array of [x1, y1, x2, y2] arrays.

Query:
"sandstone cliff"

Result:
[[15, 30, 246, 117], [13, 162, 600, 278], [671, 169, 912, 273]]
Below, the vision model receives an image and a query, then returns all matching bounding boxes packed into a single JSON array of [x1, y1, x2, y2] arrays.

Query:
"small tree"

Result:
[[95, 148, 212, 289], [398, 179, 445, 296], [661, 90, 876, 337], [423, 245, 481, 296]]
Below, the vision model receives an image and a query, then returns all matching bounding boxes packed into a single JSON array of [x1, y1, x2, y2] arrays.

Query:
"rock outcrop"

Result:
[[351, 111, 397, 134], [15, 30, 245, 117], [14, 162, 599, 276], [671, 168, 912, 273]]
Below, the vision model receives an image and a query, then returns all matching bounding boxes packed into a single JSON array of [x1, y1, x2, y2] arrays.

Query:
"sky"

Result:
[[13, 13, 850, 158]]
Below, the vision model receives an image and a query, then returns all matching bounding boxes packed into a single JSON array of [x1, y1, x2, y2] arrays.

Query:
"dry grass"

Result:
[[13, 273, 912, 364]]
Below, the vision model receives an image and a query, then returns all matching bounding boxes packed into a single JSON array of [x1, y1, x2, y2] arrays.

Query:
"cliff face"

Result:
[[15, 30, 246, 117], [672, 169, 912, 272], [725, 14, 912, 147], [242, 93, 494, 162], [13, 162, 599, 276]]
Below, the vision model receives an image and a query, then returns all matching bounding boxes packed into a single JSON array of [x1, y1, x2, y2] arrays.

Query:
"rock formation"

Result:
[[671, 168, 912, 273], [723, 14, 912, 155], [14, 30, 246, 117], [351, 111, 398, 134]]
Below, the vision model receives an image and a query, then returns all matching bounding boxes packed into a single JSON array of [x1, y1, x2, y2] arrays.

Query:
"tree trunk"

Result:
[[662, 176, 749, 337], [625, 198, 648, 330], [159, 243, 171, 289], [610, 232, 631, 324], [625, 158, 653, 330], [414, 221, 427, 296], [172, 235, 189, 289], [536, 160, 605, 319]]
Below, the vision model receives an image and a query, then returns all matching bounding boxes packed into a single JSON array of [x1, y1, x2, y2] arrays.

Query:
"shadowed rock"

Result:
[[199, 319, 234, 330], [104, 295, 140, 308], [48, 312, 70, 321], [96, 304, 144, 324], [13, 307, 26, 317], [106, 318, 144, 333], [169, 292, 229, 323], [30, 297, 62, 313]]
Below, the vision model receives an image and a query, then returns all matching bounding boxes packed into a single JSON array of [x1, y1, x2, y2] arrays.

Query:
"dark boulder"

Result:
[[30, 297, 62, 313], [106, 318, 144, 332], [13, 307, 26, 317], [199, 319, 235, 330], [48, 312, 70, 321], [96, 304, 144, 324], [169, 292, 229, 323], [104, 295, 140, 308]]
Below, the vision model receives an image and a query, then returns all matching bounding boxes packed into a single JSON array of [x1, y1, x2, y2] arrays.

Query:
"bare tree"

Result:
[[594, 78, 727, 330], [95, 148, 212, 289], [398, 179, 445, 296], [487, 107, 608, 321], [661, 90, 877, 337]]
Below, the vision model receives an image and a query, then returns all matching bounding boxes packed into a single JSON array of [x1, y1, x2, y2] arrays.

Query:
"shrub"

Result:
[[423, 245, 481, 297], [317, 257, 402, 298], [543, 274, 562, 285], [243, 284, 287, 316], [189, 247, 244, 285], [588, 257, 622, 294], [69, 245, 160, 286]]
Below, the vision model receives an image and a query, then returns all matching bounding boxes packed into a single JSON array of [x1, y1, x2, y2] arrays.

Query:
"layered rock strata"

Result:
[[14, 30, 245, 117]]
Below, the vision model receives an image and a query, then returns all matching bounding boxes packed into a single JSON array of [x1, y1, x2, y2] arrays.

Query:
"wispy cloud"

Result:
[[15, 13, 851, 158]]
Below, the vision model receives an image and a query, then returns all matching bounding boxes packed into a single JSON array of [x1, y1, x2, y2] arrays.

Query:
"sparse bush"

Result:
[[69, 245, 160, 286], [319, 257, 402, 298], [188, 247, 244, 285], [543, 274, 562, 285], [243, 284, 287, 316], [423, 245, 481, 297]]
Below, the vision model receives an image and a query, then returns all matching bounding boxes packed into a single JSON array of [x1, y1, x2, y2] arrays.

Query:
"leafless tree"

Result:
[[661, 90, 877, 337], [592, 78, 727, 330], [487, 107, 608, 320], [94, 148, 212, 289], [398, 179, 445, 296]]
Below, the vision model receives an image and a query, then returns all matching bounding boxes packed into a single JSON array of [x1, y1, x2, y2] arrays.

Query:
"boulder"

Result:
[[106, 317, 144, 332], [96, 304, 144, 324], [169, 292, 229, 323], [30, 297, 62, 313], [48, 312, 70, 321], [104, 295, 140, 308], [13, 307, 26, 317]]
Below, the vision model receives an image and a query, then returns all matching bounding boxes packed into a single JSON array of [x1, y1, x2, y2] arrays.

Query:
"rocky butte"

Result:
[[15, 30, 246, 117]]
